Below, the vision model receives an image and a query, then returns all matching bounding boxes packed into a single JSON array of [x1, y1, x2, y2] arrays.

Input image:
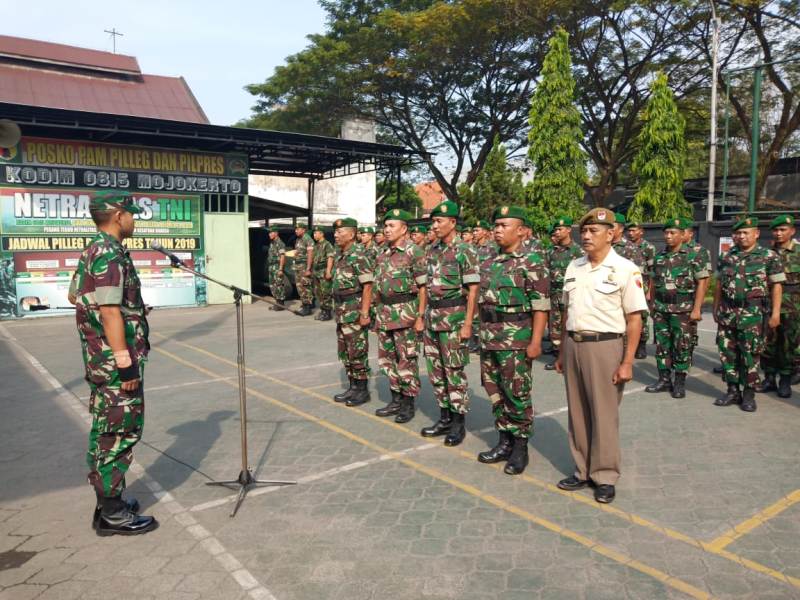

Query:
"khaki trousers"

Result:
[[562, 335, 625, 486]]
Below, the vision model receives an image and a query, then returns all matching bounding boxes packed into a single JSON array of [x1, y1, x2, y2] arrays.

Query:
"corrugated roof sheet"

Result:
[[0, 34, 140, 74]]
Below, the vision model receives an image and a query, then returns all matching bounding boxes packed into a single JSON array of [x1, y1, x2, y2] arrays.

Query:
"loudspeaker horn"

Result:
[[0, 119, 22, 148]]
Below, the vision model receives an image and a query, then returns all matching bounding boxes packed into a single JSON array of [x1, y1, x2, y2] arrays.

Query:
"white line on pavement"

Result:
[[0, 323, 279, 600]]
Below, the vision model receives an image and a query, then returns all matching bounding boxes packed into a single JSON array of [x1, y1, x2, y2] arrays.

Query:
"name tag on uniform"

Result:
[[565, 277, 576, 283]]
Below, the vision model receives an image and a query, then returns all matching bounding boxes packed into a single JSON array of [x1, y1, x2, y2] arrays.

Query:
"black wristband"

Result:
[[118, 362, 139, 382]]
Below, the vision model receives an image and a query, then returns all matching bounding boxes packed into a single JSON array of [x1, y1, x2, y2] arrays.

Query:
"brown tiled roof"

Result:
[[415, 180, 447, 212]]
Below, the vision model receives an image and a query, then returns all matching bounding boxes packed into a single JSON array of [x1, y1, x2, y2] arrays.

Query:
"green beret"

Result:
[[662, 217, 684, 230], [492, 205, 528, 225], [430, 200, 459, 218], [90, 190, 141, 214], [383, 208, 413, 223], [770, 214, 795, 229], [626, 220, 641, 229], [551, 216, 573, 233], [312, 224, 327, 233], [334, 217, 359, 229], [455, 223, 464, 232], [681, 218, 694, 230], [476, 220, 491, 230], [614, 212, 626, 225], [410, 224, 428, 234], [733, 215, 759, 231], [358, 226, 376, 234], [578, 207, 615, 228], [267, 225, 281, 232]]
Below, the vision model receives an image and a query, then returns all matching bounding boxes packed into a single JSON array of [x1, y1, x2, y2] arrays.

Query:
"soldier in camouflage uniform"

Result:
[[544, 216, 583, 371], [627, 221, 656, 342], [713, 216, 784, 412], [332, 218, 375, 406], [374, 230, 386, 250], [420, 200, 480, 446], [410, 223, 428, 249], [468, 219, 497, 354], [312, 225, 335, 321], [681, 224, 712, 361], [68, 191, 157, 536], [756, 215, 800, 398], [645, 218, 709, 398], [373, 209, 427, 423], [612, 213, 648, 358], [476, 205, 550, 475], [267, 225, 288, 311], [293, 222, 315, 316]]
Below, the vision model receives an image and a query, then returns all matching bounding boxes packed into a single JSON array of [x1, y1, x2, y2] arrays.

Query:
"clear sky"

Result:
[[3, 0, 328, 126]]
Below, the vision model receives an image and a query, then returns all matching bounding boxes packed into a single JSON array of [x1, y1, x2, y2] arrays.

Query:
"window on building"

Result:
[[204, 194, 245, 213]]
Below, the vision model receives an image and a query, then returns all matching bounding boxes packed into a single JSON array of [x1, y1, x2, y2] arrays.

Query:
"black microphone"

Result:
[[150, 242, 185, 267]]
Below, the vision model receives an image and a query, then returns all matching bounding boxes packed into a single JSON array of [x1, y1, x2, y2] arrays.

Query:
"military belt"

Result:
[[382, 292, 416, 305], [568, 331, 623, 342], [723, 297, 765, 309], [429, 297, 466, 309], [480, 308, 530, 324], [333, 289, 360, 301]]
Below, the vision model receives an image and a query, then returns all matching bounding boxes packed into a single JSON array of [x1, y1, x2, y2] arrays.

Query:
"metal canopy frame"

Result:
[[0, 102, 423, 180]]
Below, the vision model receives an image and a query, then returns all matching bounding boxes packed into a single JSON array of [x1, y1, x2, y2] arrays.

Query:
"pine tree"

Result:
[[527, 27, 587, 222], [461, 135, 523, 222], [628, 72, 691, 222]]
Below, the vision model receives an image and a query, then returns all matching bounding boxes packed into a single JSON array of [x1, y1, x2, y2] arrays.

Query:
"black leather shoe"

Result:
[[443, 413, 466, 446], [713, 365, 724, 374], [740, 388, 757, 412], [334, 378, 354, 402], [634, 342, 647, 360], [420, 408, 452, 437], [777, 375, 792, 399], [375, 391, 402, 417], [477, 431, 513, 464], [755, 374, 777, 393], [92, 497, 140, 529], [297, 304, 313, 317], [645, 370, 672, 393], [671, 372, 686, 399], [395, 395, 416, 423], [318, 309, 332, 321], [96, 498, 158, 537], [346, 379, 371, 406], [594, 484, 616, 504], [557, 475, 589, 491], [714, 383, 741, 406], [503, 436, 529, 475]]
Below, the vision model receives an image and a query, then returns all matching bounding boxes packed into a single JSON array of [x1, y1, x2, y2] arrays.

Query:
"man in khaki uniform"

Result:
[[555, 207, 648, 504]]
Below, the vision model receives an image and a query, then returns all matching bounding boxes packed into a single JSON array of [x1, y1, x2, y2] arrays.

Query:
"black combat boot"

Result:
[[443, 412, 466, 446], [318, 309, 332, 321], [96, 497, 158, 537], [645, 370, 672, 393], [92, 493, 140, 530], [468, 334, 480, 354], [778, 375, 793, 399], [755, 374, 777, 393], [713, 365, 724, 374], [345, 378, 371, 406], [477, 431, 513, 464], [714, 383, 741, 406], [671, 372, 686, 399], [635, 340, 647, 360], [504, 436, 529, 475], [375, 390, 402, 417], [420, 407, 452, 437], [740, 387, 757, 412], [395, 395, 416, 424], [334, 377, 354, 402], [544, 350, 558, 371], [269, 299, 285, 311], [297, 304, 313, 317]]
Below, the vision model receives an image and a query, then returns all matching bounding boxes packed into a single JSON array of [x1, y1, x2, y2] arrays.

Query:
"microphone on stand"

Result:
[[150, 242, 185, 267]]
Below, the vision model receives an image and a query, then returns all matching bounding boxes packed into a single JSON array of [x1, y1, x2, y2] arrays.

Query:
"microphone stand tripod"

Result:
[[162, 254, 296, 517]]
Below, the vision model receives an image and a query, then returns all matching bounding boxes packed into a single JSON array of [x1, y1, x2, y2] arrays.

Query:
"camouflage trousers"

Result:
[[717, 314, 764, 388], [293, 267, 314, 305], [377, 327, 420, 397], [86, 363, 145, 498], [548, 299, 565, 351], [653, 311, 692, 372], [480, 349, 533, 438], [312, 272, 333, 311], [268, 265, 288, 302], [337, 322, 370, 380], [423, 328, 470, 414], [761, 307, 800, 375]]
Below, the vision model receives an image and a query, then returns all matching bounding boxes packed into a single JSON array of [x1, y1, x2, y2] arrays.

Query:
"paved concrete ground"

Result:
[[0, 301, 798, 600]]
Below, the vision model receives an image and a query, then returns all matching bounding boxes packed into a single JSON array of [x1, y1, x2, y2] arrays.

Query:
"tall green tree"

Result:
[[628, 72, 691, 222], [527, 27, 587, 222], [461, 135, 524, 222]]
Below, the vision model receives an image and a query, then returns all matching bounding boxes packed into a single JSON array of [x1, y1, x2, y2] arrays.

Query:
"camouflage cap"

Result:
[[334, 217, 359, 229], [614, 212, 626, 225], [383, 208, 413, 223], [410, 224, 428, 234], [662, 217, 684, 230], [359, 226, 376, 234], [732, 215, 759, 231], [430, 200, 459, 218], [578, 207, 615, 228], [492, 205, 528, 225], [769, 214, 795, 229], [89, 190, 141, 214], [475, 219, 491, 230]]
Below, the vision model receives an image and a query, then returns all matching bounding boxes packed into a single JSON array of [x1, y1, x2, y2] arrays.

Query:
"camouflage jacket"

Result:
[[360, 242, 380, 266], [374, 239, 426, 331], [479, 249, 551, 350], [293, 233, 313, 268], [312, 238, 335, 274], [267, 237, 285, 269], [522, 237, 543, 255], [773, 240, 800, 310], [426, 236, 480, 331], [70, 231, 150, 371], [613, 239, 646, 272], [333, 242, 374, 324], [476, 240, 499, 267], [546, 242, 583, 303], [687, 243, 711, 275], [634, 239, 657, 277], [717, 245, 785, 325], [652, 244, 709, 313]]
